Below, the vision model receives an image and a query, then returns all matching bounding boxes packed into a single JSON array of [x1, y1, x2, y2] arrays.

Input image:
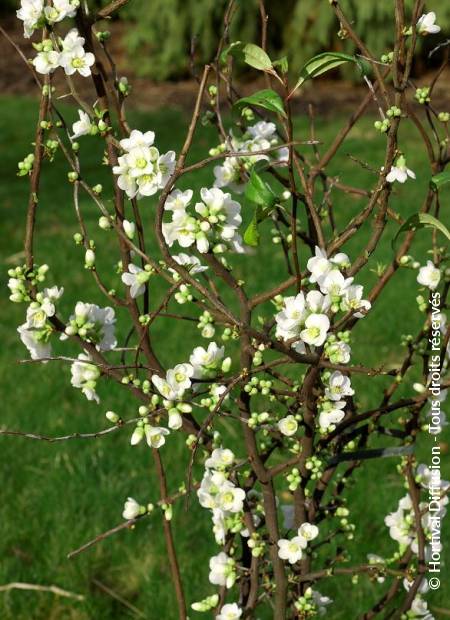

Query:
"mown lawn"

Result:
[[0, 95, 449, 619]]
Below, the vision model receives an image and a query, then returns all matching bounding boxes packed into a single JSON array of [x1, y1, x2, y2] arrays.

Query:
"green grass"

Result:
[[0, 96, 449, 619]]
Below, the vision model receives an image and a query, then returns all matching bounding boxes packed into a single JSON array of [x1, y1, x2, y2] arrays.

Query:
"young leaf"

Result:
[[291, 52, 361, 97], [235, 89, 286, 118], [223, 42, 273, 71], [430, 171, 450, 190], [392, 212, 450, 250], [244, 212, 261, 247], [241, 43, 273, 71], [245, 166, 277, 206]]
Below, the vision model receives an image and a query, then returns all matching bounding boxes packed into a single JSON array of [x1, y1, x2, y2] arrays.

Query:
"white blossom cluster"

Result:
[[32, 29, 95, 77], [274, 246, 369, 431], [17, 0, 79, 38], [378, 463, 449, 620], [212, 121, 288, 193], [277, 521, 319, 564], [198, 448, 246, 545], [162, 188, 245, 254], [385, 464, 448, 554], [17, 285, 63, 361], [63, 302, 117, 351], [112, 130, 176, 199], [275, 246, 370, 355]]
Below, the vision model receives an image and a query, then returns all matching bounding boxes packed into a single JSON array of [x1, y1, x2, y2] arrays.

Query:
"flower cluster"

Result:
[[384, 464, 448, 556], [162, 188, 244, 254], [70, 352, 101, 402], [63, 302, 117, 351], [17, 0, 79, 38], [277, 522, 319, 564], [17, 286, 63, 361], [275, 246, 370, 354], [318, 370, 354, 431], [32, 29, 95, 77], [112, 130, 175, 199], [198, 448, 246, 545], [212, 121, 288, 193]]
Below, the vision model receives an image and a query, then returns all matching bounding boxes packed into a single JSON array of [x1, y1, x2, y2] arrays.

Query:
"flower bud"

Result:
[[106, 411, 120, 423], [84, 249, 96, 268]]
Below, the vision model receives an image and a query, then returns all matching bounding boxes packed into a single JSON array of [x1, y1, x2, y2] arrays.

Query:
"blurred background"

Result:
[[0, 1, 449, 619]]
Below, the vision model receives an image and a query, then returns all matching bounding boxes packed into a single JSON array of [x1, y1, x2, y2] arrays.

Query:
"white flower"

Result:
[[217, 482, 245, 513], [32, 48, 60, 75], [120, 129, 155, 150], [162, 212, 198, 249], [165, 189, 193, 213], [144, 425, 170, 448], [318, 404, 346, 430], [305, 290, 330, 314], [61, 28, 85, 53], [216, 603, 242, 620], [197, 470, 228, 509], [247, 121, 276, 140], [152, 363, 194, 402], [307, 247, 332, 284], [325, 371, 354, 401], [278, 415, 298, 436], [298, 522, 319, 542], [386, 156, 416, 184], [113, 130, 176, 199], [417, 260, 441, 290], [17, 0, 44, 37], [17, 323, 51, 360], [44, 0, 79, 24], [189, 342, 225, 378], [25, 286, 62, 329], [277, 536, 306, 564], [417, 12, 441, 35], [326, 340, 351, 364], [121, 263, 150, 298], [166, 363, 194, 393], [319, 270, 353, 298], [71, 109, 92, 139], [205, 448, 235, 470], [342, 284, 371, 318], [275, 292, 307, 341], [122, 497, 141, 520], [59, 31, 95, 77], [65, 302, 116, 351], [209, 552, 236, 588], [213, 158, 243, 192], [172, 253, 208, 275], [70, 353, 100, 403], [300, 313, 330, 347]]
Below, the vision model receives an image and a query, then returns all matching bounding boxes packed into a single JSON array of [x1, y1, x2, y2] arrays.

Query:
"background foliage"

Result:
[[120, 0, 449, 79], [3, 1, 450, 79]]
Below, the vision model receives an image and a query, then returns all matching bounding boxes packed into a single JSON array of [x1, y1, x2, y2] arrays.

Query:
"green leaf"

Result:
[[273, 56, 289, 74], [244, 165, 277, 206], [235, 89, 286, 118], [241, 43, 273, 71], [291, 52, 362, 96], [223, 42, 273, 71], [244, 211, 261, 247], [392, 213, 450, 250], [430, 171, 450, 190], [243, 168, 278, 247]]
